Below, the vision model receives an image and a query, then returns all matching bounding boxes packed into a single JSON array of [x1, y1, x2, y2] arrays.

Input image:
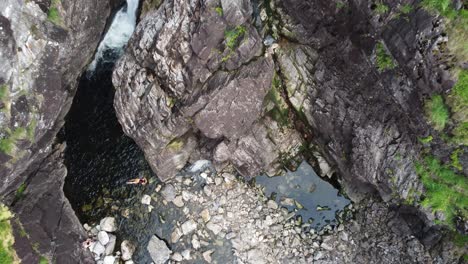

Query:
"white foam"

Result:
[[87, 0, 138, 72]]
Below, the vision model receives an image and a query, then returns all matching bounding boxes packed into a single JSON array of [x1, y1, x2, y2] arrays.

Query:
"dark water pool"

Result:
[[255, 161, 350, 230]]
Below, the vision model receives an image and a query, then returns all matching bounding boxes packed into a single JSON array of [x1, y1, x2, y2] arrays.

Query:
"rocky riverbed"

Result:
[[80, 161, 459, 263]]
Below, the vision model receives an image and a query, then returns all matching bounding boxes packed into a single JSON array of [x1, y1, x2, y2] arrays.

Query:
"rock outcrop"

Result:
[[113, 0, 304, 180], [113, 0, 465, 261], [0, 0, 122, 262], [0, 0, 121, 196]]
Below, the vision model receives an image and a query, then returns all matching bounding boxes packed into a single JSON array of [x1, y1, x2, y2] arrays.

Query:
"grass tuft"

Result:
[[0, 204, 17, 264], [215, 6, 223, 16], [375, 42, 396, 72], [400, 4, 413, 15], [375, 3, 389, 14], [424, 95, 450, 131], [415, 156, 467, 228]]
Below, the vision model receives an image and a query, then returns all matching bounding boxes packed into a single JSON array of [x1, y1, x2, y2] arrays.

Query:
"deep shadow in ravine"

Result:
[[60, 48, 154, 224]]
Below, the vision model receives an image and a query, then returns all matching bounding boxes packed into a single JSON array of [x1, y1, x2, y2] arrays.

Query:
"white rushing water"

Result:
[[87, 0, 139, 72]]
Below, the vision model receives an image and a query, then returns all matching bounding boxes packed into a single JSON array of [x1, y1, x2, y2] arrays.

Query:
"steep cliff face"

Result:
[[0, 0, 121, 262], [113, 0, 305, 180], [113, 0, 466, 261]]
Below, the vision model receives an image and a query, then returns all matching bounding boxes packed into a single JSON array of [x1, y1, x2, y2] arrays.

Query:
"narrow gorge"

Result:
[[0, 0, 466, 263]]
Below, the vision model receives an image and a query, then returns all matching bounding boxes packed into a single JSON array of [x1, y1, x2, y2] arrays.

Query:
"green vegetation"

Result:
[[39, 256, 49, 264], [452, 122, 468, 145], [399, 4, 413, 15], [0, 204, 18, 264], [336, 1, 346, 9], [450, 149, 463, 171], [167, 138, 184, 151], [418, 135, 433, 144], [264, 74, 290, 127], [15, 183, 26, 201], [424, 95, 449, 131], [47, 0, 62, 25], [421, 0, 468, 65], [225, 25, 247, 50], [0, 127, 27, 155], [0, 85, 8, 102], [221, 25, 247, 62], [375, 3, 389, 14], [375, 42, 396, 72], [414, 155, 467, 228], [215, 6, 223, 16], [26, 118, 37, 142]]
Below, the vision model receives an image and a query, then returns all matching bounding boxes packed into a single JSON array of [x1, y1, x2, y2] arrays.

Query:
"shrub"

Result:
[[424, 95, 449, 131]]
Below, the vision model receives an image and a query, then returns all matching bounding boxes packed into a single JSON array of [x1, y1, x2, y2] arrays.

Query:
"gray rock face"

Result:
[[0, 0, 120, 196], [147, 235, 172, 264], [10, 144, 94, 263], [0, 0, 121, 263], [113, 0, 302, 180]]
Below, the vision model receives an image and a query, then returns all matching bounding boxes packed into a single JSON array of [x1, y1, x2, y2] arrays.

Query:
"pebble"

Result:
[[206, 221, 223, 235], [181, 219, 197, 235], [203, 250, 214, 263], [105, 234, 116, 256], [98, 231, 110, 245], [100, 217, 117, 232], [171, 252, 183, 262], [141, 194, 151, 205], [267, 200, 278, 210], [161, 184, 176, 202], [173, 196, 184, 207], [92, 242, 106, 257], [181, 249, 191, 260], [103, 256, 115, 264], [201, 209, 211, 222], [121, 240, 135, 261], [147, 235, 172, 264], [171, 228, 183, 243]]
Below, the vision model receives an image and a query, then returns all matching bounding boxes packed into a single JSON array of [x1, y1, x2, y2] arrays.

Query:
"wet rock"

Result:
[[121, 240, 135, 261], [100, 217, 117, 232], [141, 194, 151, 205], [161, 185, 176, 202], [147, 235, 172, 264]]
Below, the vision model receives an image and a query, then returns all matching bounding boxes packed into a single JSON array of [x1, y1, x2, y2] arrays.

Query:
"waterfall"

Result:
[[87, 0, 139, 72]]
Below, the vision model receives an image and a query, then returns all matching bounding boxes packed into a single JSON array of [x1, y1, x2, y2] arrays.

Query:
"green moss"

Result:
[[424, 95, 449, 131], [39, 256, 49, 264], [452, 122, 468, 145], [0, 204, 17, 264], [450, 149, 463, 171], [399, 4, 413, 14], [225, 25, 247, 50], [336, 1, 346, 9], [47, 0, 62, 25], [167, 138, 184, 151], [264, 74, 290, 127], [375, 3, 389, 14], [215, 6, 223, 16], [415, 156, 467, 228], [375, 42, 396, 72], [26, 118, 37, 142], [418, 135, 433, 144], [15, 183, 26, 201], [0, 85, 8, 102], [81, 204, 92, 212]]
